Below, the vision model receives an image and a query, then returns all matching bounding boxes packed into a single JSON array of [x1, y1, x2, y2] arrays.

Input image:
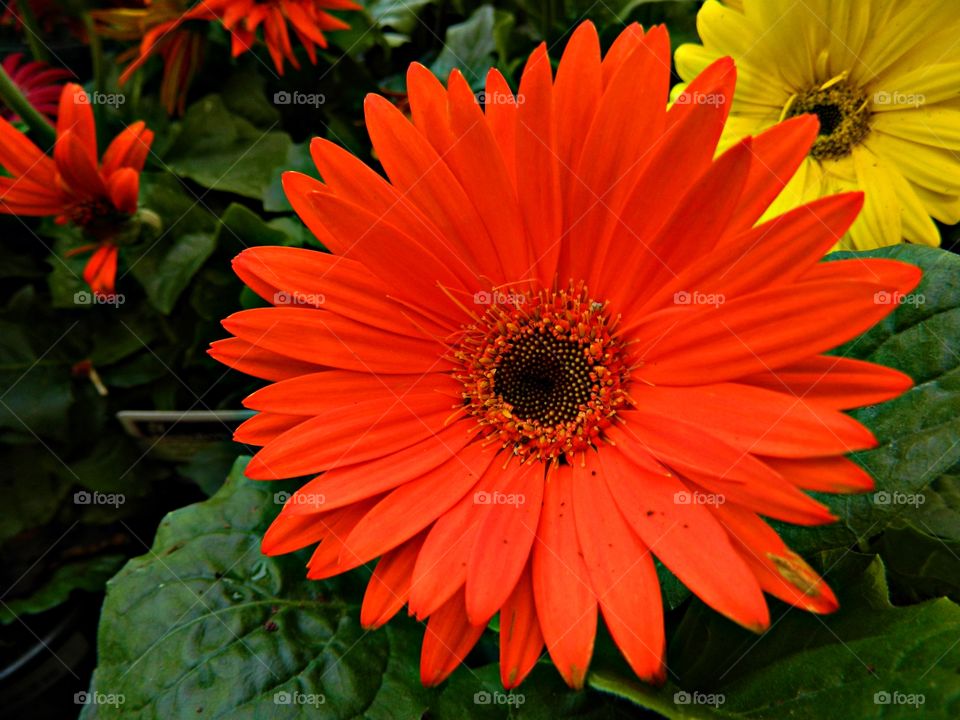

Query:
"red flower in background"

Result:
[[187, 0, 360, 73], [1, 53, 72, 122], [212, 22, 922, 689], [93, 0, 205, 116], [0, 83, 153, 294]]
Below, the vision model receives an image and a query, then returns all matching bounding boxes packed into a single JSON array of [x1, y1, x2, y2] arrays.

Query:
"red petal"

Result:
[[601, 450, 769, 632], [245, 391, 456, 479], [465, 460, 544, 624], [360, 532, 426, 628], [499, 562, 544, 689], [532, 464, 596, 689], [420, 590, 487, 686], [571, 461, 665, 683]]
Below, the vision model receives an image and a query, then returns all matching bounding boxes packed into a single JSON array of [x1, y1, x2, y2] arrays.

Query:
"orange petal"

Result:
[[499, 562, 544, 689], [532, 464, 596, 689], [420, 590, 487, 686], [571, 461, 665, 683]]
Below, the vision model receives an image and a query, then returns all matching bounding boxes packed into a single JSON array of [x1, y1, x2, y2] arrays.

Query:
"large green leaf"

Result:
[[591, 556, 960, 719], [163, 95, 293, 200], [877, 459, 960, 602], [83, 457, 436, 719], [128, 232, 217, 315]]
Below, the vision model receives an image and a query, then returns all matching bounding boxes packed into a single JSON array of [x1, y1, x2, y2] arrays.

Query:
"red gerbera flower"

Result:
[[93, 0, 205, 116], [186, 0, 360, 74], [212, 22, 920, 689], [1, 53, 72, 122], [0, 83, 153, 294]]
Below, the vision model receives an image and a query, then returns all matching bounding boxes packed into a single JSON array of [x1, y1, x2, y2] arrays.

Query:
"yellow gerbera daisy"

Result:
[[675, 0, 960, 250]]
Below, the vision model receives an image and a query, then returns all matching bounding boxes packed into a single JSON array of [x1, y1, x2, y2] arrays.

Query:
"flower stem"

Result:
[[16, 0, 52, 64], [0, 61, 56, 148], [83, 13, 106, 132]]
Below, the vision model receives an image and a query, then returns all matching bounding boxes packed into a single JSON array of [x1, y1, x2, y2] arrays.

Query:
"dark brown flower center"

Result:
[[453, 284, 630, 464], [784, 78, 871, 160]]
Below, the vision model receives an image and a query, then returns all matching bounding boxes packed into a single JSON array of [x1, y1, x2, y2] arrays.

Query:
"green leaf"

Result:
[[263, 142, 319, 213], [0, 446, 67, 544], [591, 556, 960, 719], [0, 554, 125, 624], [779, 245, 960, 554], [129, 232, 217, 315], [163, 95, 293, 200], [368, 0, 438, 39], [217, 203, 307, 253], [877, 460, 960, 601], [431, 5, 510, 88], [83, 457, 437, 719]]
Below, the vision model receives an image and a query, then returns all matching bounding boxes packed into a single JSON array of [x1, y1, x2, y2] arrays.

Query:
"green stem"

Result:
[[0, 61, 56, 148], [83, 13, 106, 132], [16, 0, 51, 64]]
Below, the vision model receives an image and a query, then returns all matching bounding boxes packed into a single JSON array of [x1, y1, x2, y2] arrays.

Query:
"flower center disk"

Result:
[[784, 77, 871, 160], [454, 285, 630, 464]]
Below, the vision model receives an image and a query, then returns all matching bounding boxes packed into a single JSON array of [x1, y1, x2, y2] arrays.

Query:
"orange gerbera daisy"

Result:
[[0, 83, 153, 294], [93, 0, 205, 115], [212, 22, 920, 689], [187, 0, 360, 74]]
